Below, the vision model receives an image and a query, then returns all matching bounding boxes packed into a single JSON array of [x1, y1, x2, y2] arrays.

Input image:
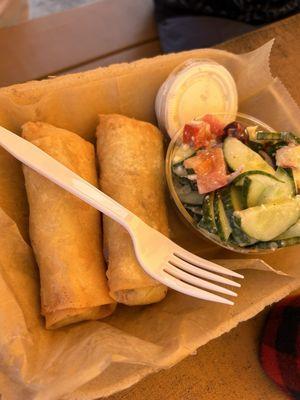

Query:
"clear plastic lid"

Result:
[[155, 59, 238, 138]]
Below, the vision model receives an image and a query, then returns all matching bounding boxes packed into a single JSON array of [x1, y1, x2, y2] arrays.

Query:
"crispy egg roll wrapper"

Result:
[[22, 122, 115, 329], [96, 114, 169, 305]]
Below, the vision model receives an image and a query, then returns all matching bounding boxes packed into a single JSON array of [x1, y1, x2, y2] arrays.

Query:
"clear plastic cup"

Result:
[[165, 112, 281, 254]]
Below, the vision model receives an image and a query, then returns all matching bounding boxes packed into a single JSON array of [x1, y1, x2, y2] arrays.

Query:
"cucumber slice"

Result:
[[172, 144, 196, 166], [239, 172, 281, 208], [199, 193, 217, 234], [249, 237, 300, 250], [234, 198, 300, 241], [221, 186, 256, 245], [233, 170, 281, 186], [246, 126, 259, 142], [258, 167, 296, 204], [275, 167, 296, 193], [214, 192, 232, 241], [223, 136, 275, 174], [275, 218, 300, 240], [256, 131, 300, 144], [292, 168, 300, 192], [241, 177, 251, 208], [229, 185, 243, 210]]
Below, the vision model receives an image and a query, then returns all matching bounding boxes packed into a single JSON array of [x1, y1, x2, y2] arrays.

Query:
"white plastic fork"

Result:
[[0, 126, 243, 305]]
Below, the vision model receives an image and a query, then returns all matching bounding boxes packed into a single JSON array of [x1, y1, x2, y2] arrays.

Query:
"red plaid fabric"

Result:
[[260, 295, 300, 399]]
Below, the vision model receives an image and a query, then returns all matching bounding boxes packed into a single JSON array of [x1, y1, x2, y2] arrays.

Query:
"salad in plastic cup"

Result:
[[166, 112, 300, 253]]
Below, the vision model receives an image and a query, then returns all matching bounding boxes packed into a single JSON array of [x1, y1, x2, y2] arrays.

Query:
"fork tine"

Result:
[[165, 264, 237, 297], [161, 271, 234, 305], [173, 249, 244, 279], [168, 256, 241, 288]]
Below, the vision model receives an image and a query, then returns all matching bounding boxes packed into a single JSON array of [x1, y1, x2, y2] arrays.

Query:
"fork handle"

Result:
[[0, 126, 137, 230]]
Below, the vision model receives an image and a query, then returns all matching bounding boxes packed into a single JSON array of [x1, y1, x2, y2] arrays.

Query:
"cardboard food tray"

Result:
[[0, 40, 299, 400]]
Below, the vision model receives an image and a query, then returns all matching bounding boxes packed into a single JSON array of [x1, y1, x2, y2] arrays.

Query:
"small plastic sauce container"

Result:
[[156, 59, 238, 138]]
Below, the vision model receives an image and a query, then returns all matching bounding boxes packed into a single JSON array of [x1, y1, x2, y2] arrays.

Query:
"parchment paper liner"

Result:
[[0, 40, 299, 400]]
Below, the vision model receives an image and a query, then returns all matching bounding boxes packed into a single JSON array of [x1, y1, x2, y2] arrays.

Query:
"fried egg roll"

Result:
[[96, 114, 169, 305], [0, 147, 29, 242], [22, 122, 115, 329]]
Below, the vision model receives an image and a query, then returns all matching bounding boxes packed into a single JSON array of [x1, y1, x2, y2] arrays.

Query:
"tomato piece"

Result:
[[182, 124, 199, 146], [182, 116, 225, 149], [184, 155, 200, 170], [184, 147, 227, 194], [182, 121, 211, 148], [201, 114, 225, 137]]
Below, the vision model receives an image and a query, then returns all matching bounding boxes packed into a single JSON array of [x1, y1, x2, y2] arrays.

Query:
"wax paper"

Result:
[[0, 40, 299, 400]]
